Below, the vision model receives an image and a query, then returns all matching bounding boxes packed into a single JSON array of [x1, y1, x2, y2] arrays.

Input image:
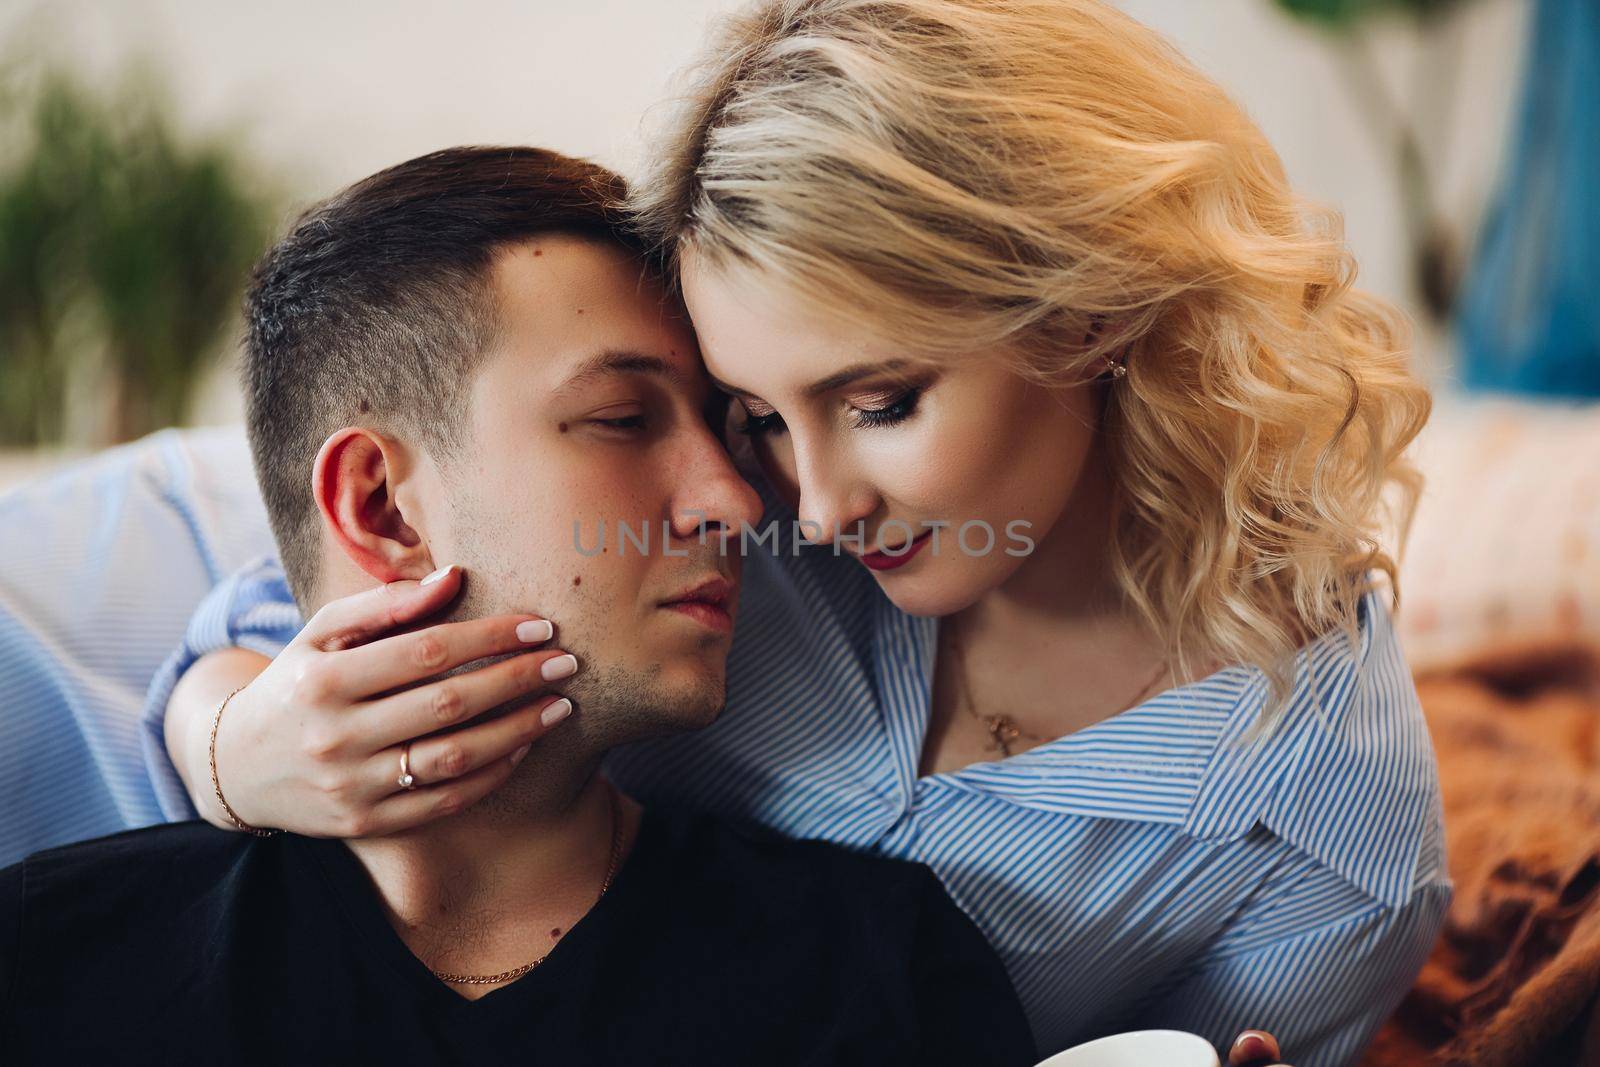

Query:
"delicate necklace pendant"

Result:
[[982, 715, 1021, 756]]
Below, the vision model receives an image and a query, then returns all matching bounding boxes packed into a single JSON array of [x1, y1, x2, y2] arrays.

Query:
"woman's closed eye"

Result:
[[735, 399, 786, 437], [735, 386, 925, 437], [848, 386, 922, 429]]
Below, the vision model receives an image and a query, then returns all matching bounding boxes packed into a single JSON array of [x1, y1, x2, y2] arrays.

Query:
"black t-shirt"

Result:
[[0, 806, 1036, 1066]]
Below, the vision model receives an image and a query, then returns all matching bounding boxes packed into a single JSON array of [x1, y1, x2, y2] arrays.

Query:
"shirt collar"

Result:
[[902, 592, 1433, 908]]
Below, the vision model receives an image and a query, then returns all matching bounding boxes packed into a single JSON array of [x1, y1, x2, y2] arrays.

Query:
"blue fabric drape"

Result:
[[1456, 0, 1600, 397]]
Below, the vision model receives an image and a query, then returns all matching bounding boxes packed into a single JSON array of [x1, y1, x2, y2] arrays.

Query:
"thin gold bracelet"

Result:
[[209, 685, 281, 837]]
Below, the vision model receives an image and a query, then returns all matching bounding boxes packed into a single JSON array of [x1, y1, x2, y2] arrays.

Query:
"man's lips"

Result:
[[858, 529, 934, 572], [659, 576, 736, 632]]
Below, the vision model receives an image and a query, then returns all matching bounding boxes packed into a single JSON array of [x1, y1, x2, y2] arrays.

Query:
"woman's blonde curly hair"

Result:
[[629, 0, 1431, 731]]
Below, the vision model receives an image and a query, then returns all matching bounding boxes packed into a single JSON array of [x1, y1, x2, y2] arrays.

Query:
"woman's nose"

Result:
[[792, 446, 877, 548]]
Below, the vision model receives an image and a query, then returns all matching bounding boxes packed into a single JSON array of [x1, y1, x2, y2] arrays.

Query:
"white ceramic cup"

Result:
[[1033, 1030, 1220, 1067]]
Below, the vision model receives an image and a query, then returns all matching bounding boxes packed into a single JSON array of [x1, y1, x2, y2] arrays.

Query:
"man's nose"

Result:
[[667, 434, 764, 545]]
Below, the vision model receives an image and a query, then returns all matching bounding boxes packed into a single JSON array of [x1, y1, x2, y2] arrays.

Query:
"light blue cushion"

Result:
[[0, 427, 273, 865]]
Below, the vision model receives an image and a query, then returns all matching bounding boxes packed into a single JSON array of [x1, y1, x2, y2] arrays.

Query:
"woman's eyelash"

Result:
[[735, 386, 924, 437], [735, 410, 785, 437], [850, 387, 922, 429]]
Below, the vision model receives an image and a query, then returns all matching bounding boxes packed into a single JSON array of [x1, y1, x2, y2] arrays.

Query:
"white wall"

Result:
[[1118, 0, 1529, 379], [4, 0, 1530, 401]]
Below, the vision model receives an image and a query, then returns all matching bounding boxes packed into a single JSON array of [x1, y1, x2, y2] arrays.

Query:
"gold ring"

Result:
[[398, 744, 417, 790]]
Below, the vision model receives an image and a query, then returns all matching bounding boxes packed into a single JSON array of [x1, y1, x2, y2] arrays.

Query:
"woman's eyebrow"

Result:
[[709, 358, 911, 400]]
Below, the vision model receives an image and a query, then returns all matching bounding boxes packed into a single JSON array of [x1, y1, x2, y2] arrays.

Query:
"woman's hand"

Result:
[[1227, 1031, 1290, 1067], [172, 566, 579, 837]]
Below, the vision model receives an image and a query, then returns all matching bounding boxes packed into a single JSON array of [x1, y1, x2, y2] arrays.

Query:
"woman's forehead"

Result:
[[680, 258, 914, 396]]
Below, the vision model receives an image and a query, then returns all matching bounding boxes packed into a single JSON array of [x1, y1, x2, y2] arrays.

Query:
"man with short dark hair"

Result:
[[0, 147, 1035, 1066]]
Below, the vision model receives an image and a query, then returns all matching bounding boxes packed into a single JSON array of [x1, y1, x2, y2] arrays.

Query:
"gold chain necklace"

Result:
[[427, 781, 625, 987], [946, 623, 1168, 758]]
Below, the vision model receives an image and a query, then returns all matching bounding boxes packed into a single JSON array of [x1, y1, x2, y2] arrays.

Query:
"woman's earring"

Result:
[[1086, 319, 1128, 382]]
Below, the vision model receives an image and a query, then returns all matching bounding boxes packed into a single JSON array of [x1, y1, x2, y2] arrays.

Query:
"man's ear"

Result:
[[312, 428, 433, 584]]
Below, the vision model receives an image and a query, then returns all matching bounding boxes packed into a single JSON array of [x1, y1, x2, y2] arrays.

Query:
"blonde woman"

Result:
[[144, 2, 1443, 1062]]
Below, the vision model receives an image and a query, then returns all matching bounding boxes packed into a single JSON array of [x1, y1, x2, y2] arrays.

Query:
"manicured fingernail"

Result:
[[541, 654, 579, 682], [1231, 1032, 1275, 1061], [420, 564, 454, 587], [540, 698, 573, 727], [517, 619, 553, 643], [510, 743, 532, 764]]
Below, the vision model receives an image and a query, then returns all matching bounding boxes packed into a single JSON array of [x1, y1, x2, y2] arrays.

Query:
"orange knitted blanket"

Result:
[[1365, 645, 1600, 1066]]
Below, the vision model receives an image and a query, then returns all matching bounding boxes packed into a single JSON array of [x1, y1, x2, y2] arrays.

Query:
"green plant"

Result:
[[1274, 0, 1473, 25], [1271, 0, 1484, 323], [0, 62, 277, 446]]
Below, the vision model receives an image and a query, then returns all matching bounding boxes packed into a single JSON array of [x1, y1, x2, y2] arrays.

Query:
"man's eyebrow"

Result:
[[553, 350, 687, 397], [708, 359, 912, 401]]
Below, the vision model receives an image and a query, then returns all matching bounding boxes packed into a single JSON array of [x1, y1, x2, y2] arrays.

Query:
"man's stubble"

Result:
[[444, 490, 727, 819]]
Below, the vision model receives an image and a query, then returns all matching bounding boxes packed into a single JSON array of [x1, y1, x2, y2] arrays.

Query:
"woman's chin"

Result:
[[866, 558, 1002, 618]]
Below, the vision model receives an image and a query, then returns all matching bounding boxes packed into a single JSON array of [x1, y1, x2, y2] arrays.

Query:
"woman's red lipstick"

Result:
[[859, 529, 933, 572]]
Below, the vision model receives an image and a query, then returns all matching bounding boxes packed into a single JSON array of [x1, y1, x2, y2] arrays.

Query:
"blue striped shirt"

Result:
[[134, 498, 1449, 1067]]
